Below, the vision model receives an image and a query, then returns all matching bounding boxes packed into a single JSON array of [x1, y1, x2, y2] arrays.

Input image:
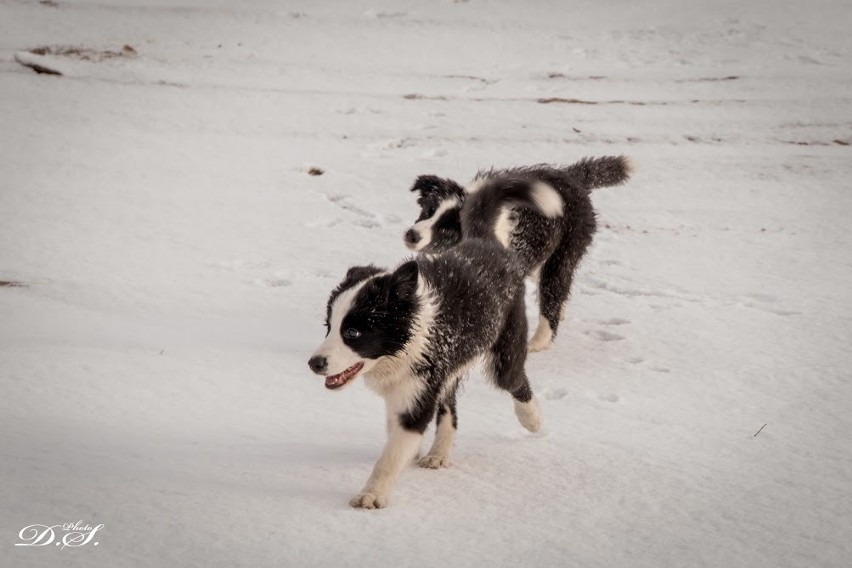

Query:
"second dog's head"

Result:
[[308, 262, 421, 390], [403, 175, 465, 253]]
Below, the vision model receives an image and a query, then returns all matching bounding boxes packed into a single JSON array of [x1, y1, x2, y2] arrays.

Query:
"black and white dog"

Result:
[[308, 182, 563, 509], [403, 156, 632, 352]]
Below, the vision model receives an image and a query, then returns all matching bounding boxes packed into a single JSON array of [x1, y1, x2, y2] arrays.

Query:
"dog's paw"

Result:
[[514, 397, 542, 433], [527, 320, 553, 352], [527, 338, 552, 353], [418, 454, 450, 469], [349, 492, 388, 509]]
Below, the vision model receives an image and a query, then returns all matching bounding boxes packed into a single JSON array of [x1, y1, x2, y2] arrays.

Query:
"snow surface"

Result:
[[2, 0, 851, 567]]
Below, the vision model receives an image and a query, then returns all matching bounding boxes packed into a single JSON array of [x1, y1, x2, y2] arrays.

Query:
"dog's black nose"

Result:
[[404, 229, 421, 245], [308, 355, 327, 374]]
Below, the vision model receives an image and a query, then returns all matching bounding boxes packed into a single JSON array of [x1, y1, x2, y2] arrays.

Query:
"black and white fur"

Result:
[[403, 155, 632, 352], [308, 184, 562, 509]]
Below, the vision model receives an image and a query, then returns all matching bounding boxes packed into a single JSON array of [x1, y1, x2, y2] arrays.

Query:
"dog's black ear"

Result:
[[328, 265, 384, 310], [388, 260, 418, 300], [410, 174, 444, 195], [345, 265, 384, 284]]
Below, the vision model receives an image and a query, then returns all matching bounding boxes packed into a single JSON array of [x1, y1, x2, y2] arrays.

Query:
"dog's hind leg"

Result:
[[490, 296, 542, 432], [529, 223, 594, 352], [529, 255, 571, 352], [419, 386, 458, 469]]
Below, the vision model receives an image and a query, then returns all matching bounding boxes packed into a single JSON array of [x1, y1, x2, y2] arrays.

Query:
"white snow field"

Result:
[[2, 0, 851, 566]]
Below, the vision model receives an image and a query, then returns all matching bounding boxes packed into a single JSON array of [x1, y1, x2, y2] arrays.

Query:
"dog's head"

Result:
[[308, 261, 420, 390], [403, 175, 464, 253]]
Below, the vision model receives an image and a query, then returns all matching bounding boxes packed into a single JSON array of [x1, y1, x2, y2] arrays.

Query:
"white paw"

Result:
[[528, 319, 553, 352], [349, 492, 388, 509], [514, 397, 542, 432], [527, 338, 552, 353], [418, 454, 450, 469]]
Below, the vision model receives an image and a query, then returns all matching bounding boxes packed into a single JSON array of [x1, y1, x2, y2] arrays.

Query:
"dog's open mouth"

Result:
[[325, 362, 364, 390]]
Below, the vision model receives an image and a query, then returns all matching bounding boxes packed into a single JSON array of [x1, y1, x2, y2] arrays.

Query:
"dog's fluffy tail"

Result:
[[564, 155, 633, 191], [475, 155, 632, 194]]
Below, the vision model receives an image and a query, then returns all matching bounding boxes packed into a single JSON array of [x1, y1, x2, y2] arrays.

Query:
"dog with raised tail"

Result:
[[308, 180, 563, 509], [403, 155, 632, 352]]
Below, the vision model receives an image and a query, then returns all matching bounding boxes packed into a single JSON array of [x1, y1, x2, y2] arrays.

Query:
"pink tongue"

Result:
[[324, 362, 363, 389], [325, 375, 343, 387]]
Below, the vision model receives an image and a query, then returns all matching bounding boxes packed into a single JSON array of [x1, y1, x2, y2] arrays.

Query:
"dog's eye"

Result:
[[343, 328, 361, 340]]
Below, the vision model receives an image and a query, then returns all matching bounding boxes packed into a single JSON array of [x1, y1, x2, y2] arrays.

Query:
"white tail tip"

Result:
[[623, 155, 637, 176], [530, 182, 563, 218]]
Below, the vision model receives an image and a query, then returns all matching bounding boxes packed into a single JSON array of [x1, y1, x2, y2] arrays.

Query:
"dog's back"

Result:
[[417, 238, 525, 360], [470, 156, 631, 271]]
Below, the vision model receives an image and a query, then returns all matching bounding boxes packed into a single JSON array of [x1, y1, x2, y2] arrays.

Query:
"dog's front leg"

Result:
[[350, 417, 422, 509]]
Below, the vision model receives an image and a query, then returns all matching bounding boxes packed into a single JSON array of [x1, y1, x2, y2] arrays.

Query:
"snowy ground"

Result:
[[2, 0, 851, 567]]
